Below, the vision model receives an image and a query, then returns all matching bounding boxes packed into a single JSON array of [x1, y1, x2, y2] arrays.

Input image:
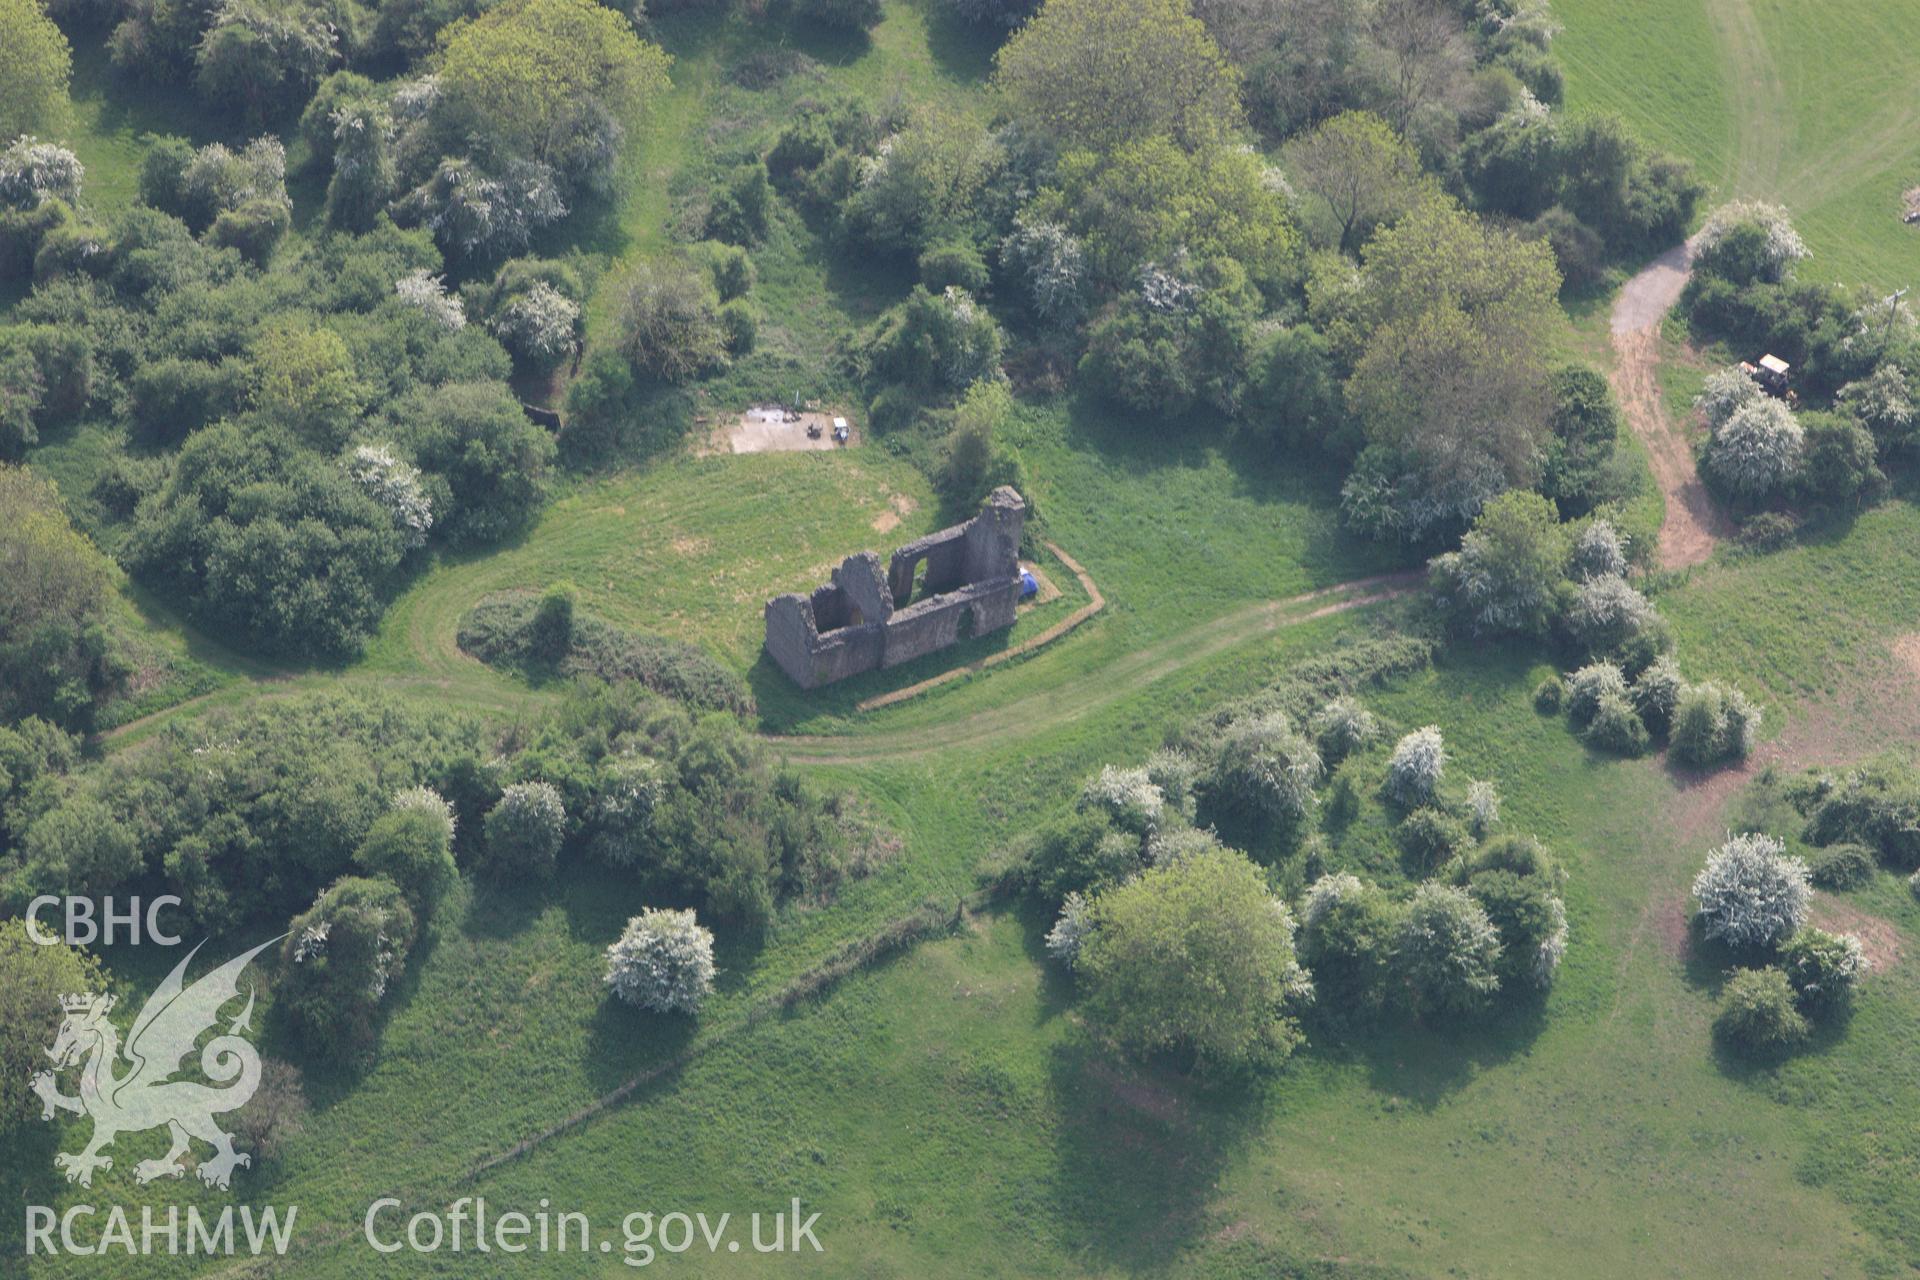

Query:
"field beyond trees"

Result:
[[5, 0, 1920, 1275]]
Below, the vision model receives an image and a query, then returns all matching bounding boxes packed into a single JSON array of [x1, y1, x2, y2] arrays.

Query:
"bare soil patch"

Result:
[[1018, 559, 1062, 607], [1812, 898, 1904, 972], [1890, 632, 1920, 681], [1654, 896, 1692, 959], [705, 405, 859, 455], [870, 492, 916, 533], [1608, 242, 1735, 570]]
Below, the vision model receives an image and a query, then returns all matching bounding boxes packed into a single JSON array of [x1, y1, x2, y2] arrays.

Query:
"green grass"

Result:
[[1557, 0, 1920, 287], [19, 0, 1920, 1274]]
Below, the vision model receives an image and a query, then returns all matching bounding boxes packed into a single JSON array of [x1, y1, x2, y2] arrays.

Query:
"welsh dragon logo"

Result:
[[31, 938, 280, 1190]]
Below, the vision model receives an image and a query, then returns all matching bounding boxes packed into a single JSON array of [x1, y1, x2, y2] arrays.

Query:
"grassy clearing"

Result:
[[20, 1, 1920, 1274], [1557, 0, 1920, 287]]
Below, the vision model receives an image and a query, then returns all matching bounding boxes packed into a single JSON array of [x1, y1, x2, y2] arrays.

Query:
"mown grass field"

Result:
[[1557, 0, 1920, 287], [16, 0, 1920, 1275]]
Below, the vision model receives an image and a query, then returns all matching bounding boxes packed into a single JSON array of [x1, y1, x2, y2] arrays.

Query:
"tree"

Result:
[[1367, 0, 1471, 133], [1208, 710, 1324, 823], [1045, 890, 1092, 966], [352, 806, 456, 914], [1565, 661, 1627, 725], [605, 908, 716, 1013], [392, 156, 567, 263], [1284, 111, 1429, 255], [1707, 396, 1803, 500], [616, 257, 728, 383], [0, 0, 72, 143], [839, 108, 1003, 260], [1309, 696, 1378, 764], [434, 0, 672, 197], [0, 921, 102, 1132], [993, 0, 1242, 153], [279, 875, 417, 1064], [1669, 680, 1760, 767], [1693, 833, 1810, 951], [1427, 490, 1566, 637], [249, 323, 367, 451], [482, 780, 566, 880], [1778, 927, 1865, 1014], [941, 378, 1010, 501], [323, 101, 395, 234], [1078, 846, 1309, 1067], [1460, 850, 1568, 990], [861, 286, 1004, 393], [490, 281, 581, 372], [1567, 517, 1628, 581], [1297, 873, 1399, 1017], [1565, 574, 1658, 656], [395, 380, 555, 546], [1542, 365, 1622, 515], [1713, 966, 1807, 1054], [1694, 200, 1806, 286], [529, 580, 576, 661], [0, 465, 118, 728], [946, 0, 1037, 28], [193, 0, 341, 126], [1035, 139, 1300, 293], [1384, 726, 1445, 807], [1837, 363, 1916, 456], [1392, 882, 1502, 1017], [1798, 410, 1884, 504], [1078, 764, 1164, 836], [344, 444, 433, 550], [1001, 217, 1090, 329], [1630, 655, 1685, 735], [0, 137, 83, 210], [1345, 199, 1562, 534], [11, 793, 142, 907]]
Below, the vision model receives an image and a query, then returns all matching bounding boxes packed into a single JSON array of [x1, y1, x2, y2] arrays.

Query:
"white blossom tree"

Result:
[[491, 280, 581, 370], [1565, 574, 1658, 653], [1392, 882, 1502, 1016], [1565, 661, 1628, 724], [394, 269, 467, 331], [1695, 200, 1808, 283], [1045, 891, 1091, 967], [1384, 726, 1445, 806], [0, 137, 82, 209], [1707, 397, 1803, 498], [1693, 833, 1811, 950], [1566, 518, 1627, 582], [605, 908, 716, 1014], [344, 444, 433, 548], [391, 785, 455, 842], [1078, 765, 1165, 836], [1212, 711, 1324, 821], [1694, 365, 1761, 432]]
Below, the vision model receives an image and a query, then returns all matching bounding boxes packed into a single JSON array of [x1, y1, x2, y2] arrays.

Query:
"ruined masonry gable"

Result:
[[763, 487, 1027, 689]]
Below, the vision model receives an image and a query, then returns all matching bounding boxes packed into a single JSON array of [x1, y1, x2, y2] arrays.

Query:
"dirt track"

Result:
[[770, 570, 1423, 766], [1608, 241, 1733, 569]]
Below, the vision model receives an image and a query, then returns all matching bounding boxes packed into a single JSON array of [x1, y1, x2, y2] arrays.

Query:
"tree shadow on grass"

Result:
[[1060, 390, 1221, 474], [1043, 1031, 1271, 1272], [580, 995, 701, 1097], [1309, 997, 1551, 1112], [0, 1126, 65, 1256], [909, 0, 999, 82]]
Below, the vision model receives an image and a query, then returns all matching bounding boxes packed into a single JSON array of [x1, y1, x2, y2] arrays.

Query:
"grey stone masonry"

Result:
[[763, 487, 1026, 688]]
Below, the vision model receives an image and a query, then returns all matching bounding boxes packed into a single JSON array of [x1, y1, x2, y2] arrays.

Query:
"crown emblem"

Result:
[[60, 993, 113, 1015]]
